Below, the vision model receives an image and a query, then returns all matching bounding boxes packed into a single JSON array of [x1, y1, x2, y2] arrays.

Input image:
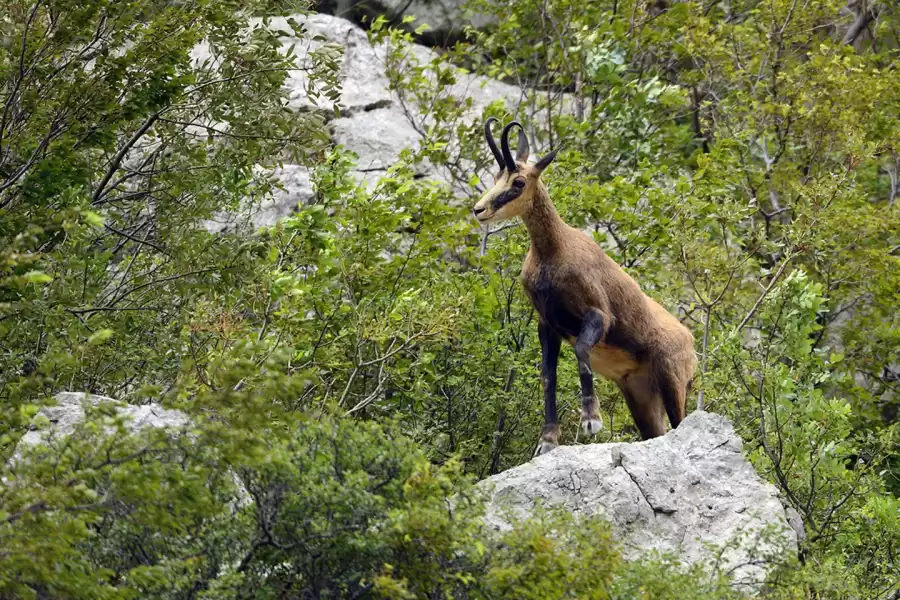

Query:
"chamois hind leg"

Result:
[[653, 354, 690, 429], [574, 308, 608, 438], [617, 369, 667, 440], [657, 372, 687, 430]]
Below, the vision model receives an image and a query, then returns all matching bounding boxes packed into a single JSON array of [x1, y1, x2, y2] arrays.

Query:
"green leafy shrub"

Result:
[[5, 404, 755, 599]]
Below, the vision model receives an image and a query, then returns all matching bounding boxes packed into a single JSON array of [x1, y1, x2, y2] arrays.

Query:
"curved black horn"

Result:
[[500, 121, 522, 172], [484, 117, 504, 171]]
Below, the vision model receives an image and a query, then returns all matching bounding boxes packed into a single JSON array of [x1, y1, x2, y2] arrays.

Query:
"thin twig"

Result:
[[735, 253, 794, 334]]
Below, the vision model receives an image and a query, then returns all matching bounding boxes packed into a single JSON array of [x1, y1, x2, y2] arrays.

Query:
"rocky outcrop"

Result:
[[206, 13, 520, 231], [12, 392, 188, 463], [204, 164, 315, 233], [11, 393, 251, 507], [14, 395, 796, 589], [290, 13, 518, 181], [480, 411, 799, 591]]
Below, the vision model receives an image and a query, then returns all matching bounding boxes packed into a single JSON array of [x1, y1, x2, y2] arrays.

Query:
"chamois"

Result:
[[473, 118, 697, 455]]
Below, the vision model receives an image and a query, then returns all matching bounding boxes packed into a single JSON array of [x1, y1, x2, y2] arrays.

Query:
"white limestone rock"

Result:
[[276, 13, 519, 188], [204, 164, 314, 232], [201, 13, 543, 226], [13, 392, 189, 462], [331, 106, 422, 171], [480, 411, 798, 591], [12, 392, 252, 508]]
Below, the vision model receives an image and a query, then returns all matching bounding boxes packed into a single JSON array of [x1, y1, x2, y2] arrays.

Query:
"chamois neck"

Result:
[[521, 183, 566, 256]]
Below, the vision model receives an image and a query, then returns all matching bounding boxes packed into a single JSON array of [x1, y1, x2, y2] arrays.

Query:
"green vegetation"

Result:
[[1, 0, 898, 598]]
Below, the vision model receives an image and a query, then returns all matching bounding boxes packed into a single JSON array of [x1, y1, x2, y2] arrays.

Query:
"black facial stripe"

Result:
[[491, 186, 523, 210]]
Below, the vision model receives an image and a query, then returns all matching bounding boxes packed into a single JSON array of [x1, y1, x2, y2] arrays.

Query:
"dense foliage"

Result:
[[0, 0, 898, 598]]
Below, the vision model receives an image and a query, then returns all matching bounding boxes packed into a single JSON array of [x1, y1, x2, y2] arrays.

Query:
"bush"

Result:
[[5, 403, 752, 599]]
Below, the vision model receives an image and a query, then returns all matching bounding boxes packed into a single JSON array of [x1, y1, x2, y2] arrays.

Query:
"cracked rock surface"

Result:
[[480, 411, 798, 589]]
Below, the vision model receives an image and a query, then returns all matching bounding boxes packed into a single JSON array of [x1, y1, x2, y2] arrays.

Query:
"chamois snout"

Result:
[[472, 179, 523, 223]]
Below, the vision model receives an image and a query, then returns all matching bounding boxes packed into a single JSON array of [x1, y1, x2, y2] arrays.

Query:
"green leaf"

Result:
[[23, 271, 53, 284], [81, 210, 106, 228], [88, 329, 115, 345]]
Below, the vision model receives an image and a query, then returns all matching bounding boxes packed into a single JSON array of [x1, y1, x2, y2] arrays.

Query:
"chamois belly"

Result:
[[564, 338, 640, 381]]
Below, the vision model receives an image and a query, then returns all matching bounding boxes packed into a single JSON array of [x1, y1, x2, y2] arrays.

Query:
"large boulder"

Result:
[[205, 12, 521, 232], [480, 411, 799, 591], [332, 106, 423, 175], [283, 13, 518, 184], [10, 392, 252, 508], [11, 392, 189, 464]]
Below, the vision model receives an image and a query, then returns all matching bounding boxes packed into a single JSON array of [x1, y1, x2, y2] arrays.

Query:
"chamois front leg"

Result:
[[535, 320, 562, 456], [575, 308, 607, 437]]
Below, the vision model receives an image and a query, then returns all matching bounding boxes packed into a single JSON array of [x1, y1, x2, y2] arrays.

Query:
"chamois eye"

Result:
[[513, 178, 526, 188]]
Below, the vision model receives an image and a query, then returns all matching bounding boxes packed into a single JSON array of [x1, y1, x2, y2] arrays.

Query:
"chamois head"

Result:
[[472, 118, 559, 224]]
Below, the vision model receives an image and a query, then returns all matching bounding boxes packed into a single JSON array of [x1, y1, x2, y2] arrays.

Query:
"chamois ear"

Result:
[[534, 146, 561, 174], [516, 128, 530, 163]]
